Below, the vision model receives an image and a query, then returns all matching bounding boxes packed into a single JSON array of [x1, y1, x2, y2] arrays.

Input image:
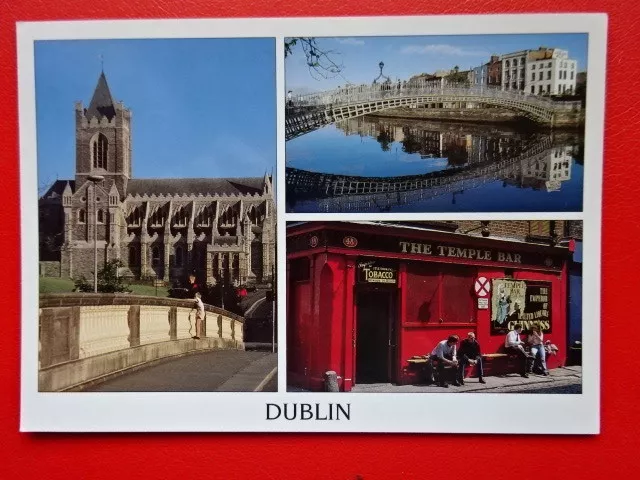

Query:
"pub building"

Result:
[[286, 221, 577, 392]]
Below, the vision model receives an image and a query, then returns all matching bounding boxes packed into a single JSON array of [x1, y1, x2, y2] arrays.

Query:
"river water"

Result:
[[285, 116, 583, 213]]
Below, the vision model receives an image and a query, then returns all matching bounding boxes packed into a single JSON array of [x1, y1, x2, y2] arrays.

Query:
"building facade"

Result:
[[39, 72, 276, 287], [472, 63, 489, 87], [287, 221, 580, 392], [501, 50, 529, 91], [526, 47, 577, 96]]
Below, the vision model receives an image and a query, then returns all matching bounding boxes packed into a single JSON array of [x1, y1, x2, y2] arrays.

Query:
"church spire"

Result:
[[86, 71, 116, 120]]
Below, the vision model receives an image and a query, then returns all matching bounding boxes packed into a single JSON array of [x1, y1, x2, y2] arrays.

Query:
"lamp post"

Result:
[[88, 174, 105, 293]]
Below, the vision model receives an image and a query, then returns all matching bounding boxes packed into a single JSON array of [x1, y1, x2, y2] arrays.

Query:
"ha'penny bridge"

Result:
[[285, 82, 581, 141], [286, 137, 554, 212]]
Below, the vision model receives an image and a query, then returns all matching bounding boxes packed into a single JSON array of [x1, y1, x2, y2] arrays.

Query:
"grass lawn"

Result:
[[39, 276, 170, 297]]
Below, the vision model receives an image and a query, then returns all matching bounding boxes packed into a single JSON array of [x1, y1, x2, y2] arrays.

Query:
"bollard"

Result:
[[324, 371, 339, 392]]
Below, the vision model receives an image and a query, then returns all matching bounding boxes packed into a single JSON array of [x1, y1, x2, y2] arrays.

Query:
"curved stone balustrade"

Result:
[[39, 293, 244, 391]]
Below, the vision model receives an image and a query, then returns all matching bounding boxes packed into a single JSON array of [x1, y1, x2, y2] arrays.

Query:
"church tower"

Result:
[[75, 72, 132, 197]]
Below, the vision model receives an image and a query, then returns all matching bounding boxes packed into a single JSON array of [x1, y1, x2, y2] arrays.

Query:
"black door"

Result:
[[355, 289, 392, 384]]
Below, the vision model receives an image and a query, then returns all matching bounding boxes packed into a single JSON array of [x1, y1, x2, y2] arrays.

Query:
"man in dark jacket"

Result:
[[457, 332, 486, 385]]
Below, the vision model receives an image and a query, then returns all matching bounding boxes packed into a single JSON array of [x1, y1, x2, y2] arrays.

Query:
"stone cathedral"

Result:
[[39, 72, 276, 287]]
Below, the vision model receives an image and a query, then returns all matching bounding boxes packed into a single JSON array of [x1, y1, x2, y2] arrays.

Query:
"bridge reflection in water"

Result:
[[285, 117, 583, 213]]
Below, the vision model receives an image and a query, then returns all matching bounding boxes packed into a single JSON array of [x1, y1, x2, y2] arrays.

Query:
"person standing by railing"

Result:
[[190, 292, 205, 340]]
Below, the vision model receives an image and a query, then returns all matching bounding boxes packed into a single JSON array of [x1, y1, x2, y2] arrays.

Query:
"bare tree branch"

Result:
[[285, 37, 345, 81]]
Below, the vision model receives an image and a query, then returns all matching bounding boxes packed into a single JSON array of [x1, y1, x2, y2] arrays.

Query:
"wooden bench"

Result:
[[406, 354, 457, 384]]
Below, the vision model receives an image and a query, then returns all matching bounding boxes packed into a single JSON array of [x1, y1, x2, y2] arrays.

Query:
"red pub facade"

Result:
[[286, 221, 574, 392]]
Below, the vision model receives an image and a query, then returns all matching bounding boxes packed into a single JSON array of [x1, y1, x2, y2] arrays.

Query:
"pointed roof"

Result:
[[86, 72, 116, 120]]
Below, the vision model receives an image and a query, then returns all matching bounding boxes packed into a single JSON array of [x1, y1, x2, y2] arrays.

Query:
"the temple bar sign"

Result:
[[357, 260, 397, 284], [400, 241, 529, 265]]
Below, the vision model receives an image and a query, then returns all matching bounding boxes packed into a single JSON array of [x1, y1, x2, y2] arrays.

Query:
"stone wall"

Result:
[[39, 261, 61, 277], [39, 293, 244, 391], [455, 220, 570, 241]]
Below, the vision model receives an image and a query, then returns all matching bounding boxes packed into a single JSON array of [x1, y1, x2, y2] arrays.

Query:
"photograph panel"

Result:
[[284, 35, 586, 213], [286, 220, 582, 393], [36, 38, 278, 392]]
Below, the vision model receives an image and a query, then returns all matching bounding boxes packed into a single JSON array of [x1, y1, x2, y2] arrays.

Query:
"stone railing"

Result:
[[39, 293, 244, 391]]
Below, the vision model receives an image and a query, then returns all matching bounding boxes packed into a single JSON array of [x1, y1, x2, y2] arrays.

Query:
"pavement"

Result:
[[86, 350, 278, 392], [288, 366, 582, 394]]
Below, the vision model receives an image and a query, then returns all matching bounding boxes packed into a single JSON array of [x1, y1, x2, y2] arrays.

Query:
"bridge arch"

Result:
[[285, 85, 578, 140]]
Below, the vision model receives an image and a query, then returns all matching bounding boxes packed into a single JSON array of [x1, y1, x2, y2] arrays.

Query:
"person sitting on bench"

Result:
[[427, 335, 460, 388], [457, 332, 486, 385], [504, 324, 532, 378], [528, 325, 549, 376]]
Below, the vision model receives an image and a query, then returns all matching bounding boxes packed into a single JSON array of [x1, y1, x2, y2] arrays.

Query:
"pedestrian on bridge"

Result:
[[191, 292, 205, 340]]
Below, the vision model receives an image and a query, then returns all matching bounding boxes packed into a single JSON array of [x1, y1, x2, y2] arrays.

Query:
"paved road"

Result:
[[87, 350, 278, 392]]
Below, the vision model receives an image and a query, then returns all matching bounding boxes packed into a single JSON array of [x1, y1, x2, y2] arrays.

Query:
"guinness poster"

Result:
[[491, 279, 552, 334]]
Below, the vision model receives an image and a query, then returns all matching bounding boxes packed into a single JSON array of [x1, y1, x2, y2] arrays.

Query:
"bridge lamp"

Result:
[[88, 174, 105, 293]]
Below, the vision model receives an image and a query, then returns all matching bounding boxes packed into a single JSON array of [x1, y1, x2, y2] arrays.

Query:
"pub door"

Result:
[[355, 288, 397, 384]]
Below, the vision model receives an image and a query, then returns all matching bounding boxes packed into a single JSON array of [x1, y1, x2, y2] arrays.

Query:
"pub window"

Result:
[[539, 71, 543, 81], [78, 209, 86, 224], [97, 209, 104, 223], [440, 266, 474, 323], [547, 71, 551, 80], [405, 263, 475, 324], [290, 257, 311, 282]]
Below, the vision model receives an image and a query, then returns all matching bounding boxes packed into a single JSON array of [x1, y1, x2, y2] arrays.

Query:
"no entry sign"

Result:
[[474, 276, 491, 297]]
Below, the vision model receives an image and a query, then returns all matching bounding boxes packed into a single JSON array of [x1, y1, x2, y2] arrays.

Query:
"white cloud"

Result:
[[337, 38, 365, 46], [400, 44, 488, 57]]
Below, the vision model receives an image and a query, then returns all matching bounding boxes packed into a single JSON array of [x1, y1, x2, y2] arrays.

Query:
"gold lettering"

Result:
[[437, 246, 446, 256], [456, 248, 467, 258], [448, 246, 457, 257], [498, 252, 506, 262], [411, 243, 421, 254], [423, 244, 432, 254], [399, 241, 409, 253]]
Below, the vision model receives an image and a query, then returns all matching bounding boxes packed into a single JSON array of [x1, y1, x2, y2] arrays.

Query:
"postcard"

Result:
[[19, 14, 605, 433]]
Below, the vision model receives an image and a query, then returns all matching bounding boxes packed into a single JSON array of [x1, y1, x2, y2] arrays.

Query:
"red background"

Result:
[[1, 1, 636, 478]]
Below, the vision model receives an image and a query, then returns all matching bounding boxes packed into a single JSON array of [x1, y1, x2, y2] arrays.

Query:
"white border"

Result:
[[19, 14, 606, 433]]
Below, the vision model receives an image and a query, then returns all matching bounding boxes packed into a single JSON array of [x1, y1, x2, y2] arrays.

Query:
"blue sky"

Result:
[[36, 38, 276, 189], [286, 34, 588, 93]]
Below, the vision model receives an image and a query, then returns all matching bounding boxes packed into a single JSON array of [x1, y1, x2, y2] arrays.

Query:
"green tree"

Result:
[[74, 259, 132, 293], [446, 65, 470, 86]]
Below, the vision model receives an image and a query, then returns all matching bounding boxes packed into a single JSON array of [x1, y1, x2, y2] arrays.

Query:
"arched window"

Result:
[[78, 209, 86, 224], [128, 246, 138, 266], [92, 134, 108, 169], [175, 246, 183, 267], [152, 246, 161, 267], [97, 209, 104, 223]]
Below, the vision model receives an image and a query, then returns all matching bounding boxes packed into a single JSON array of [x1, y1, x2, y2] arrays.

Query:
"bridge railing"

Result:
[[39, 293, 245, 391], [291, 83, 579, 112]]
